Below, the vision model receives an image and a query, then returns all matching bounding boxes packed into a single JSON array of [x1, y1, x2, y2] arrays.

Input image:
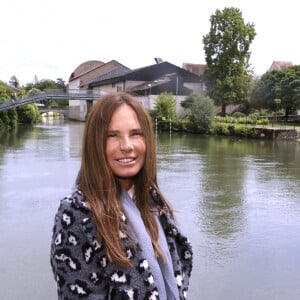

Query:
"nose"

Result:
[[119, 136, 133, 151]]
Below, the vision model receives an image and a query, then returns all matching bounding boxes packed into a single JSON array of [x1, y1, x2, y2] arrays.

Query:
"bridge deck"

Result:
[[0, 90, 104, 112]]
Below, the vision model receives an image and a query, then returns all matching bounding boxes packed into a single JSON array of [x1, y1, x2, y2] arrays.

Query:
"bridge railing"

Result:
[[0, 89, 105, 112]]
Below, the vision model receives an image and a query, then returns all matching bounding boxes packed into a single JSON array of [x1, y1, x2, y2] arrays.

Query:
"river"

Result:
[[0, 119, 299, 300]]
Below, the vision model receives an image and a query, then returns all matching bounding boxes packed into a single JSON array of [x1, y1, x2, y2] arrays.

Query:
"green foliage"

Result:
[[210, 123, 231, 136], [0, 108, 18, 129], [26, 79, 59, 91], [56, 99, 69, 106], [276, 66, 300, 117], [251, 65, 300, 119], [0, 81, 19, 129], [153, 92, 176, 120], [251, 70, 284, 110], [182, 94, 214, 133], [180, 96, 194, 110], [17, 103, 41, 124], [233, 125, 260, 138], [0, 111, 10, 129], [25, 79, 66, 106], [27, 88, 43, 97], [232, 112, 245, 118], [0, 81, 11, 103], [9, 75, 20, 88], [214, 114, 269, 125], [56, 78, 66, 89], [202, 7, 256, 114], [209, 122, 259, 138]]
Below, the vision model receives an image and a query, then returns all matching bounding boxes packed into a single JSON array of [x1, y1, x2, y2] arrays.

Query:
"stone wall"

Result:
[[258, 128, 299, 140]]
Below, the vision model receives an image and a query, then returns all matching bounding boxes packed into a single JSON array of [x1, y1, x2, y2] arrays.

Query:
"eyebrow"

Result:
[[107, 128, 143, 134]]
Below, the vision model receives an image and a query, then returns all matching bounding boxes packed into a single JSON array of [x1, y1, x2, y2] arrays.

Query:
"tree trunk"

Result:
[[222, 104, 226, 116], [285, 109, 289, 122]]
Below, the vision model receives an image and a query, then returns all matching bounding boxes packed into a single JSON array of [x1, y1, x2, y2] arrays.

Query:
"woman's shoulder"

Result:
[[56, 188, 91, 220], [53, 188, 95, 237]]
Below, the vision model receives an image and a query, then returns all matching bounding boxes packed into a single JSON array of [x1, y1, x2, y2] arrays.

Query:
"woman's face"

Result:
[[106, 104, 146, 190]]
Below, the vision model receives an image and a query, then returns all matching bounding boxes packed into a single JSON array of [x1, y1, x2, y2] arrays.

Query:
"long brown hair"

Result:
[[76, 92, 172, 268]]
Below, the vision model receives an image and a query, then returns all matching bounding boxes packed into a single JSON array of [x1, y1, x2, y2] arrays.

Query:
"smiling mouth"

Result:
[[117, 158, 135, 163]]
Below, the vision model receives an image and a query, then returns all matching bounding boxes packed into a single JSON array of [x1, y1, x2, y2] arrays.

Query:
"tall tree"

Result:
[[56, 78, 66, 90], [251, 70, 284, 111], [251, 66, 300, 119], [9, 75, 20, 88], [202, 7, 256, 115], [276, 66, 300, 119]]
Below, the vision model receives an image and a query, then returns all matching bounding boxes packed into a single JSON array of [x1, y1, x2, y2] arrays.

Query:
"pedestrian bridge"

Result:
[[39, 106, 70, 118], [0, 89, 105, 112]]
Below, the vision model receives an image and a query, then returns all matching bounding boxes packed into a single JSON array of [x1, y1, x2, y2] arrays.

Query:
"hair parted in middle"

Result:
[[76, 92, 173, 267]]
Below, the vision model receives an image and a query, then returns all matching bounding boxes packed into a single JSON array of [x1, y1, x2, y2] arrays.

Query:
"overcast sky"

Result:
[[1, 0, 299, 85]]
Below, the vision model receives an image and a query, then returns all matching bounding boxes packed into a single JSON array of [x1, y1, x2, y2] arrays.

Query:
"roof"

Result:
[[88, 61, 201, 89], [268, 61, 293, 72], [70, 60, 105, 80], [81, 65, 130, 88], [126, 73, 193, 95], [182, 62, 206, 76], [70, 60, 130, 87]]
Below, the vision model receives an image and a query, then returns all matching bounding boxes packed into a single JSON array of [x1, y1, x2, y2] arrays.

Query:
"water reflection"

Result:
[[0, 125, 300, 300], [68, 121, 85, 158], [156, 133, 300, 300], [0, 125, 37, 149]]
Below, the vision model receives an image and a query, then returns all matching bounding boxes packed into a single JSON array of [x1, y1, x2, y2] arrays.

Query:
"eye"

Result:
[[131, 130, 143, 137], [107, 131, 118, 138], [133, 132, 142, 136]]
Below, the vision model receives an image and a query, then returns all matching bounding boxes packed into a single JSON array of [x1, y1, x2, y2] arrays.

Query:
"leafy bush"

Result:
[[182, 94, 214, 133], [17, 103, 41, 124], [209, 123, 230, 136], [232, 112, 245, 118], [151, 92, 177, 131], [210, 122, 260, 138], [0, 108, 18, 129], [214, 114, 269, 126]]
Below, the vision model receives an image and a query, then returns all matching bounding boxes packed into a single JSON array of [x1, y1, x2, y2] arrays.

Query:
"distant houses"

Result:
[[67, 58, 294, 120], [67, 59, 204, 120]]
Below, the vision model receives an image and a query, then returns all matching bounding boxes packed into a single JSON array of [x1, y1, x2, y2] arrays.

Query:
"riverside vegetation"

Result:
[[1, 81, 298, 139], [0, 79, 67, 129], [2, 7, 300, 136]]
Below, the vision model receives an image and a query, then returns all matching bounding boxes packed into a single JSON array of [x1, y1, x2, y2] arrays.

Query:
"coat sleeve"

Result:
[[50, 197, 109, 299]]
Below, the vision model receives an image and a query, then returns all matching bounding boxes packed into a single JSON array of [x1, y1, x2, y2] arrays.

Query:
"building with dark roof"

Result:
[[68, 59, 204, 120]]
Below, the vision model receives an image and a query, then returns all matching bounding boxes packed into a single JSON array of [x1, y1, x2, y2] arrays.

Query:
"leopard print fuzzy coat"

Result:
[[50, 188, 193, 299]]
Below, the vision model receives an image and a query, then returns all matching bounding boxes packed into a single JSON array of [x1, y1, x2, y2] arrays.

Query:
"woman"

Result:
[[50, 92, 193, 299]]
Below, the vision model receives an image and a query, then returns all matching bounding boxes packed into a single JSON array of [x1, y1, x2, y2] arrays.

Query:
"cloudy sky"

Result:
[[1, 0, 298, 85]]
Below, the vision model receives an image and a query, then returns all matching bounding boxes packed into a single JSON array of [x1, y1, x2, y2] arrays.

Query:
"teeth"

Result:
[[118, 158, 134, 163]]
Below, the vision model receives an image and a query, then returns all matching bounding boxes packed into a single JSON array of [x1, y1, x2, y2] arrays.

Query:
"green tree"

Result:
[[153, 92, 176, 120], [25, 79, 61, 93], [9, 75, 20, 88], [56, 78, 66, 90], [276, 66, 300, 119], [203, 7, 256, 115], [25, 79, 67, 106], [182, 94, 214, 132], [251, 70, 284, 110], [34, 79, 60, 91], [150, 92, 177, 131], [0, 81, 11, 103], [251, 66, 300, 119], [17, 103, 41, 124], [26, 87, 43, 100], [0, 108, 18, 129]]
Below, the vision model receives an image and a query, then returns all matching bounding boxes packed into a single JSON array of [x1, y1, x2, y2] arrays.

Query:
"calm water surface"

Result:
[[0, 120, 299, 300]]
